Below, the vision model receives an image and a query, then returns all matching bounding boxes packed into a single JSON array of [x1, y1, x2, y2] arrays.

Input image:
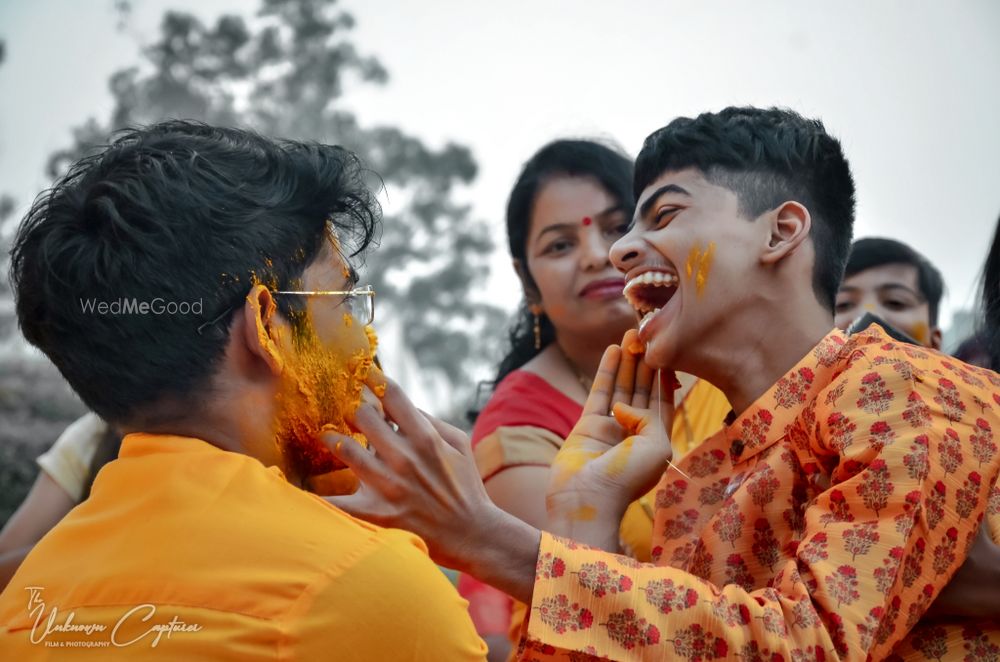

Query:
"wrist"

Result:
[[548, 487, 629, 527], [546, 488, 628, 552], [463, 505, 541, 605]]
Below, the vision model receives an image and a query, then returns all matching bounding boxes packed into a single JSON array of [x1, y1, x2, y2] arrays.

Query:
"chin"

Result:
[[644, 324, 689, 372], [279, 423, 368, 478]]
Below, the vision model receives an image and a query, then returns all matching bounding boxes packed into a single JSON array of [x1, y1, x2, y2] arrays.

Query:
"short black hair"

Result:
[[844, 237, 945, 325], [634, 107, 856, 313], [10, 120, 379, 426], [495, 139, 634, 384]]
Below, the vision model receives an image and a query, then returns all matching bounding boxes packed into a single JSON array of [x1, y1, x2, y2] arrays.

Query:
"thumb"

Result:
[[611, 402, 654, 436]]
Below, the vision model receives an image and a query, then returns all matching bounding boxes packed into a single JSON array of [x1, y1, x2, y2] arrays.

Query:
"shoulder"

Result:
[[38, 413, 108, 465], [293, 527, 486, 660], [831, 327, 1000, 403], [36, 412, 109, 501], [473, 425, 564, 480], [472, 370, 581, 443]]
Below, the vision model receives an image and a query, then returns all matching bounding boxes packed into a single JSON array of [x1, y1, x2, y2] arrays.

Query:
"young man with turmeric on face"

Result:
[[0, 122, 486, 660], [328, 108, 1000, 660]]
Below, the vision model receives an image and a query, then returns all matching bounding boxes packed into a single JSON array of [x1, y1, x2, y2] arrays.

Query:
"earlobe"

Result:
[[243, 284, 285, 375], [761, 202, 812, 265]]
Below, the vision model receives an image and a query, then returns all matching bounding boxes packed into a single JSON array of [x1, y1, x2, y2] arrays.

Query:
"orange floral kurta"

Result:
[[519, 327, 1000, 661]]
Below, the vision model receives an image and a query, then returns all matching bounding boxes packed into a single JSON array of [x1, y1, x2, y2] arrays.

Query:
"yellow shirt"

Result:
[[520, 327, 1000, 660], [0, 433, 486, 660]]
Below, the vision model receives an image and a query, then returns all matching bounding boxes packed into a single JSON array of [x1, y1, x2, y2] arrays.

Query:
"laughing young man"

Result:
[[0, 122, 486, 659], [328, 107, 1000, 660]]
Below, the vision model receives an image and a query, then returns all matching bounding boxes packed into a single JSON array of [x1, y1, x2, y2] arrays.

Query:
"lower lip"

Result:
[[637, 291, 680, 344], [580, 285, 625, 300]]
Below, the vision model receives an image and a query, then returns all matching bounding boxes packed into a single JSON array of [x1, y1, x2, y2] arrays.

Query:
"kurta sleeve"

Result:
[[516, 349, 1000, 661]]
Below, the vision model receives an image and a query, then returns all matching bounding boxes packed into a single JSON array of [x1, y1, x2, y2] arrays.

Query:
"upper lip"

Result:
[[578, 277, 626, 297]]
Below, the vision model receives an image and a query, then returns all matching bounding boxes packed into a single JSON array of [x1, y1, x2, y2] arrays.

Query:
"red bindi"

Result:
[[581, 216, 592, 226]]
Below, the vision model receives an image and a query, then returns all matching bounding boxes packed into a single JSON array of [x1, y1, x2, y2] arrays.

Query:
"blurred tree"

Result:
[[48, 0, 506, 406], [1, 36, 89, 526]]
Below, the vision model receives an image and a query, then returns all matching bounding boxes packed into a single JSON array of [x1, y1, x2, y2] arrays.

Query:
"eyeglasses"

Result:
[[196, 285, 375, 336], [274, 285, 375, 326]]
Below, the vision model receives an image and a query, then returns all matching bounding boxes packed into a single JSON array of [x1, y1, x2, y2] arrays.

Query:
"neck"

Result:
[[122, 400, 302, 487], [689, 298, 834, 415], [555, 329, 622, 386]]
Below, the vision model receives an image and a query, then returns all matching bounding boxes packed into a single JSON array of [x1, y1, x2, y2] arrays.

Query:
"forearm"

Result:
[[462, 506, 541, 605]]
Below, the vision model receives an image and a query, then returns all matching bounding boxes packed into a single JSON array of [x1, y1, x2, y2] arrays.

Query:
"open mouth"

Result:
[[623, 270, 679, 333]]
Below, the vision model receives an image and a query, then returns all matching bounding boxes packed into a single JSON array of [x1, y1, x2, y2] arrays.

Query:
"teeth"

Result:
[[623, 271, 678, 293], [638, 308, 661, 333], [623, 271, 678, 309]]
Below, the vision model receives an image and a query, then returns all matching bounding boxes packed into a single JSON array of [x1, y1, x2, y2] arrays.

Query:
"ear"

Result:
[[760, 201, 812, 266], [930, 327, 943, 351], [242, 284, 285, 376], [512, 258, 542, 307]]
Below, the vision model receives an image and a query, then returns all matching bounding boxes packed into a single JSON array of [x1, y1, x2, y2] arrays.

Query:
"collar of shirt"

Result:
[[722, 328, 849, 466], [119, 432, 289, 481]]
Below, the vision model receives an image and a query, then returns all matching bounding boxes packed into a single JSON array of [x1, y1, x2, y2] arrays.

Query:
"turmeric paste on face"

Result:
[[685, 242, 716, 297], [273, 317, 378, 478], [250, 232, 379, 486]]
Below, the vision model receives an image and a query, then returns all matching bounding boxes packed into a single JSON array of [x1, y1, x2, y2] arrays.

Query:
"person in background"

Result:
[[834, 236, 944, 348], [980, 215, 1000, 371], [0, 414, 117, 590], [459, 139, 730, 660]]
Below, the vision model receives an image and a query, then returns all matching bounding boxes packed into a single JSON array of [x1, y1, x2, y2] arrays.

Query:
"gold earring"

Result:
[[532, 309, 542, 350]]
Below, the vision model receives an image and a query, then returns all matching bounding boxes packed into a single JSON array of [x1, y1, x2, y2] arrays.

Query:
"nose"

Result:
[[610, 227, 643, 274], [579, 227, 613, 271]]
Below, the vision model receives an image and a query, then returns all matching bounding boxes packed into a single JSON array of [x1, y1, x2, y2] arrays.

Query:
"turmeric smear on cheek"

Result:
[[273, 314, 378, 482], [684, 242, 716, 297], [910, 322, 928, 345]]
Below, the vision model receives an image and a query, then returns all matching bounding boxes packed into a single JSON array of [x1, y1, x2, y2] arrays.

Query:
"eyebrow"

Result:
[[837, 283, 925, 300], [638, 184, 692, 220], [535, 203, 626, 241]]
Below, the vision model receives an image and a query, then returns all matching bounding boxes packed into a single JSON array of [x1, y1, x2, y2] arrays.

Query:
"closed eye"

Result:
[[654, 207, 681, 229]]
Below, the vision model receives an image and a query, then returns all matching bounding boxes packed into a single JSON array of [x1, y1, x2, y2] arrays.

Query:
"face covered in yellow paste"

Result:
[[255, 238, 378, 484]]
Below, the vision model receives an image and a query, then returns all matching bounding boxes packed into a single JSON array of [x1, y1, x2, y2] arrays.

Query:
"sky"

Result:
[[1, 0, 999, 386]]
